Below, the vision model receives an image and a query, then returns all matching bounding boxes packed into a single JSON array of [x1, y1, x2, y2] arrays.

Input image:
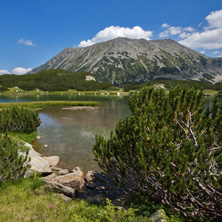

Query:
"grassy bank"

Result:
[[7, 131, 38, 144], [0, 101, 100, 109], [0, 179, 152, 222]]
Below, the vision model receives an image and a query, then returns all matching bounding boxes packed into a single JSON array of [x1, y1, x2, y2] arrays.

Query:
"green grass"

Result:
[[0, 178, 151, 222], [7, 131, 38, 144], [0, 101, 100, 109], [204, 89, 219, 96]]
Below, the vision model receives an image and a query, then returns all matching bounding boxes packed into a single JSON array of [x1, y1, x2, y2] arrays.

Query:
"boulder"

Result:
[[54, 171, 85, 190], [43, 156, 60, 167], [71, 167, 81, 173], [51, 166, 63, 171], [44, 181, 75, 198], [85, 170, 97, 183], [58, 169, 69, 175], [22, 143, 52, 177], [43, 173, 57, 179]]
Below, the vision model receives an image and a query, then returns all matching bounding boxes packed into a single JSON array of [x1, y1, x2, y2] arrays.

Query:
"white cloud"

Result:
[[212, 50, 220, 55], [0, 70, 10, 75], [159, 26, 195, 38], [200, 51, 205, 54], [13, 67, 32, 75], [78, 26, 153, 47], [205, 10, 222, 29], [18, 38, 36, 46], [179, 10, 222, 50], [161, 23, 170, 28], [179, 27, 222, 50]]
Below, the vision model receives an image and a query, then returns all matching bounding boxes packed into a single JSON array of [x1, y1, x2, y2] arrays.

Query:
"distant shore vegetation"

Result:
[[0, 69, 113, 92], [0, 69, 221, 96]]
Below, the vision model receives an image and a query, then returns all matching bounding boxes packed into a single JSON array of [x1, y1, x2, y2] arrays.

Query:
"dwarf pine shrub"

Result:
[[93, 86, 222, 219], [0, 134, 30, 181], [0, 106, 40, 132]]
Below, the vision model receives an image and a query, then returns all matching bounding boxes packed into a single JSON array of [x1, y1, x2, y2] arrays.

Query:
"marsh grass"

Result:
[[0, 101, 100, 110]]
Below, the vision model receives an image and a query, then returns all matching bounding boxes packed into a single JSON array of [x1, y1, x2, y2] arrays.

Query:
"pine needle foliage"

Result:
[[93, 86, 222, 219], [0, 106, 40, 132], [0, 134, 30, 181]]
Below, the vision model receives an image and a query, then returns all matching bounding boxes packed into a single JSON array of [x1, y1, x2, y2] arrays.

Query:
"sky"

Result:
[[0, 0, 222, 75]]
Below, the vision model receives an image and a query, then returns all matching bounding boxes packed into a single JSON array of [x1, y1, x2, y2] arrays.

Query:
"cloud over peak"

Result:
[[78, 26, 153, 47], [12, 67, 32, 75], [18, 38, 36, 46]]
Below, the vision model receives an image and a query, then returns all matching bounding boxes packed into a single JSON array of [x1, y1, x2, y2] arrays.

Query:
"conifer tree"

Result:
[[93, 86, 222, 219]]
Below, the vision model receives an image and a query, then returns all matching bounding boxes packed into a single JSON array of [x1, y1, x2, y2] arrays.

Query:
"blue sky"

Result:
[[0, 0, 222, 74]]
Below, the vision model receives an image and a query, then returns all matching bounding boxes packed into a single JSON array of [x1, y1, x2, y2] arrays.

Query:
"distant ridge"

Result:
[[30, 38, 222, 84]]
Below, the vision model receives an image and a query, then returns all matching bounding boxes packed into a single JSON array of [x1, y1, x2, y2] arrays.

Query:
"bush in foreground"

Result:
[[0, 134, 30, 181], [93, 86, 222, 220], [0, 106, 40, 132]]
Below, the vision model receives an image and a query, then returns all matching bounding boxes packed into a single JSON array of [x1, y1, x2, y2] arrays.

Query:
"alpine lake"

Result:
[[0, 94, 221, 172]]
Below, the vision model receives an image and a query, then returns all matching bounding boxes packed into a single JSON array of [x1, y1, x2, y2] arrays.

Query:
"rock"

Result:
[[85, 170, 97, 183], [58, 169, 69, 175], [44, 144, 48, 148], [72, 167, 81, 173], [149, 209, 168, 222], [86, 182, 96, 190], [54, 171, 84, 190], [51, 166, 63, 171], [22, 143, 52, 177], [87, 194, 105, 203], [36, 136, 41, 139], [96, 186, 107, 191], [43, 156, 60, 167], [56, 193, 72, 202], [43, 173, 57, 179], [44, 181, 75, 198]]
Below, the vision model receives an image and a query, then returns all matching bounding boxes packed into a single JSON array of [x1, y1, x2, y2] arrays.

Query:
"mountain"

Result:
[[30, 38, 222, 84]]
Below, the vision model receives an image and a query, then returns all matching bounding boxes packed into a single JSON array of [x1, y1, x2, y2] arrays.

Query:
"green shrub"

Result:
[[93, 86, 222, 219], [0, 134, 30, 181], [0, 106, 40, 133]]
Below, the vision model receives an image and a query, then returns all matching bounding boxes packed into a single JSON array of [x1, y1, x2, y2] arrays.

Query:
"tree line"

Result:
[[0, 69, 112, 92]]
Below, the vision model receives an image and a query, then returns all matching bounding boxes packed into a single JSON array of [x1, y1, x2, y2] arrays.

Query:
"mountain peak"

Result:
[[30, 38, 222, 84]]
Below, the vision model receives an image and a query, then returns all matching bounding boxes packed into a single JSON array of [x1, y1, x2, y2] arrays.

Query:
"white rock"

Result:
[[43, 156, 60, 167], [22, 143, 52, 177]]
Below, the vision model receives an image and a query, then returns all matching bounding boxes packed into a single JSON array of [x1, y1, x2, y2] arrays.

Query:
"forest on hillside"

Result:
[[0, 69, 112, 91]]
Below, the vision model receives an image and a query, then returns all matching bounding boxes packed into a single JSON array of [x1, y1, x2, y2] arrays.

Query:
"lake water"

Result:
[[0, 94, 131, 172], [0, 94, 220, 172]]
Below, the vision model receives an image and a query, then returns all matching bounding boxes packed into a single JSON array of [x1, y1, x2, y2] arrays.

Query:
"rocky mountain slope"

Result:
[[30, 38, 222, 84]]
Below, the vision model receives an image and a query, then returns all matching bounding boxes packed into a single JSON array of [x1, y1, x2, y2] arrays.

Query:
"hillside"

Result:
[[30, 38, 222, 84], [0, 70, 111, 91]]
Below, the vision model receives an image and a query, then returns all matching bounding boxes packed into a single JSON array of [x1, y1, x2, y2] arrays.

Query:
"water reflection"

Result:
[[31, 96, 131, 172], [0, 94, 221, 172]]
